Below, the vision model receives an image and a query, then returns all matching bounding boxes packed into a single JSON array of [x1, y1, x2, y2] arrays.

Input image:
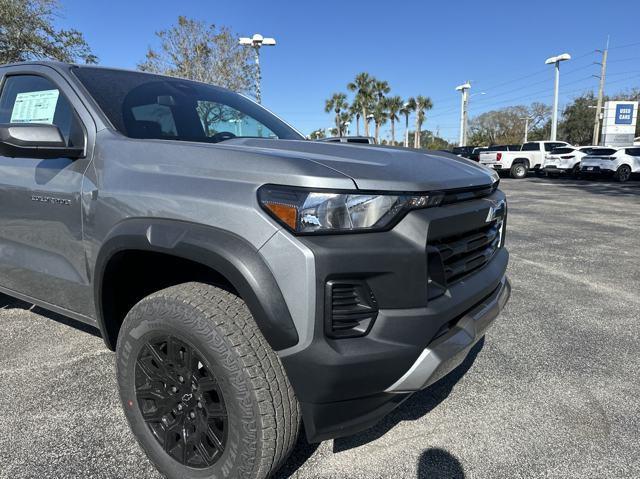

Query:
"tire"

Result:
[[570, 164, 581, 179], [116, 282, 300, 479], [510, 162, 528, 179], [615, 164, 631, 183]]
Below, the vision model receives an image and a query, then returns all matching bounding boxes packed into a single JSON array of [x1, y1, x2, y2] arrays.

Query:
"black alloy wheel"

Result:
[[135, 335, 228, 469], [616, 165, 631, 183]]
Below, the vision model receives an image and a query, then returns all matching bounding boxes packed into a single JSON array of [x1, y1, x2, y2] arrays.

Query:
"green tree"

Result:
[[324, 92, 349, 137], [385, 96, 403, 145], [0, 0, 96, 64], [349, 98, 363, 136], [468, 102, 551, 145], [413, 96, 433, 148], [139, 16, 255, 93], [371, 102, 388, 143], [347, 72, 374, 137], [309, 128, 327, 140], [558, 93, 596, 145]]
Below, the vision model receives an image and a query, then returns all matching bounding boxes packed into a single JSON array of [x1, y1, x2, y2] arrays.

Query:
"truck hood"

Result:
[[223, 138, 496, 191]]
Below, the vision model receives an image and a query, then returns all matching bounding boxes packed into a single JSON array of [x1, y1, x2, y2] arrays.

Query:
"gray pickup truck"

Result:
[[0, 62, 511, 479]]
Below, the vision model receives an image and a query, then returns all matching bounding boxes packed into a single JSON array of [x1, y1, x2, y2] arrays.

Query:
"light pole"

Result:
[[239, 34, 276, 104], [455, 82, 471, 146], [519, 117, 532, 143], [545, 53, 571, 141]]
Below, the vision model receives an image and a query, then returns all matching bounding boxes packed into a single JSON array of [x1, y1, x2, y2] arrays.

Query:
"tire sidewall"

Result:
[[116, 299, 260, 479], [511, 163, 527, 179]]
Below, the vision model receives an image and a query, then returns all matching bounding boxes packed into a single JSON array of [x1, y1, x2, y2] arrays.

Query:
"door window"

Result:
[[0, 75, 84, 148]]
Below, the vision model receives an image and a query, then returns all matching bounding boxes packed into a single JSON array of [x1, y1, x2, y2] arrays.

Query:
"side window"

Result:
[[625, 147, 640, 157], [131, 103, 178, 137], [0, 75, 84, 147], [196, 101, 276, 139], [522, 143, 540, 151], [544, 143, 559, 152]]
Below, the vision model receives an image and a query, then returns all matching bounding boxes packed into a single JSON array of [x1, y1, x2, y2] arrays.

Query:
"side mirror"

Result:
[[0, 123, 84, 159]]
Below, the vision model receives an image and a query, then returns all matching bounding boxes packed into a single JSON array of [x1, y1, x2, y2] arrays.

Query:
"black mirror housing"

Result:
[[0, 123, 84, 159]]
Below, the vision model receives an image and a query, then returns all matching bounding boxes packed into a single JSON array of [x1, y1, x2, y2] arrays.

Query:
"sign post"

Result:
[[601, 101, 638, 147]]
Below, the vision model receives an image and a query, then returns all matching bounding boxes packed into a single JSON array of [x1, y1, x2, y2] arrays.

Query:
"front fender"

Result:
[[94, 218, 299, 351]]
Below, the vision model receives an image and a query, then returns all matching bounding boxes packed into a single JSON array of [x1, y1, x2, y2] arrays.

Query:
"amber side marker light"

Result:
[[264, 202, 297, 229]]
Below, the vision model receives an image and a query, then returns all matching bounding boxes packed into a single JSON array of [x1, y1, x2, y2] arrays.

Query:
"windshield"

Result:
[[72, 67, 304, 143]]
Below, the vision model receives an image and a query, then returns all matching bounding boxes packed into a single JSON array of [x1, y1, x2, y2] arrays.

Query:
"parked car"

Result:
[[318, 136, 376, 144], [542, 145, 600, 177], [451, 145, 478, 159], [479, 141, 570, 178], [0, 61, 511, 479], [581, 147, 640, 182]]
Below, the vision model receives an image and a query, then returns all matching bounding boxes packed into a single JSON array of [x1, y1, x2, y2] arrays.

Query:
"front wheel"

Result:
[[615, 165, 632, 183], [510, 163, 528, 179], [116, 282, 300, 479]]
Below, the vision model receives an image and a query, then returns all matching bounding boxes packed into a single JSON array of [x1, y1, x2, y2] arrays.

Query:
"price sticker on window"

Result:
[[10, 89, 60, 124]]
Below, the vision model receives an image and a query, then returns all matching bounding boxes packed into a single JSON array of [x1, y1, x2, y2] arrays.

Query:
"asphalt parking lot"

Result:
[[1, 177, 639, 479]]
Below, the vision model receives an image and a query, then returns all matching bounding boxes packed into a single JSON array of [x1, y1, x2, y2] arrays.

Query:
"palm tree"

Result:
[[349, 99, 362, 136], [324, 93, 349, 137], [372, 102, 388, 143], [347, 73, 374, 137], [372, 79, 390, 101], [414, 95, 433, 148], [401, 98, 416, 147], [385, 96, 403, 145]]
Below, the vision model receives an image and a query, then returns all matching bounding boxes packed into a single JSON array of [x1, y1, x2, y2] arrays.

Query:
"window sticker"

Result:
[[10, 89, 60, 124]]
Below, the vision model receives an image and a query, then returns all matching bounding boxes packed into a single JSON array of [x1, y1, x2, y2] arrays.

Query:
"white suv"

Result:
[[581, 147, 640, 182], [542, 146, 599, 177]]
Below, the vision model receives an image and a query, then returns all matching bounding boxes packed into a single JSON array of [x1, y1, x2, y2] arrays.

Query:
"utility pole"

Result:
[[592, 36, 609, 146], [456, 82, 471, 146], [520, 117, 532, 143]]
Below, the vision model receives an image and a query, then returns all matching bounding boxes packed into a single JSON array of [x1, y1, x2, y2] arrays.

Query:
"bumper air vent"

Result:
[[325, 280, 378, 338]]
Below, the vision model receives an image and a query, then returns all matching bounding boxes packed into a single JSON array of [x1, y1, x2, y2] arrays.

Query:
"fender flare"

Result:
[[94, 218, 299, 351]]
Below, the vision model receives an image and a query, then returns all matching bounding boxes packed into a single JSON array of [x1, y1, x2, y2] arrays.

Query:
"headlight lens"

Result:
[[258, 185, 441, 234]]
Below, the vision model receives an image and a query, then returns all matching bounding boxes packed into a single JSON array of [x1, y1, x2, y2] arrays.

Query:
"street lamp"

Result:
[[455, 82, 471, 146], [545, 53, 571, 141], [239, 34, 276, 104]]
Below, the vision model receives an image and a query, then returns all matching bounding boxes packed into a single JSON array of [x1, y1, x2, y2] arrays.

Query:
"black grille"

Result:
[[432, 221, 502, 284], [325, 281, 378, 338], [440, 181, 499, 206]]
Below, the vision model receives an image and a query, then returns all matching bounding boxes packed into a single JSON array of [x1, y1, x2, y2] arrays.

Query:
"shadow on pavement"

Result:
[[0, 292, 102, 338], [514, 175, 640, 198], [417, 448, 465, 478]]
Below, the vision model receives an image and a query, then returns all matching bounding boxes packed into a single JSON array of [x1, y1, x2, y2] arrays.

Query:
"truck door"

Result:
[[0, 66, 95, 317]]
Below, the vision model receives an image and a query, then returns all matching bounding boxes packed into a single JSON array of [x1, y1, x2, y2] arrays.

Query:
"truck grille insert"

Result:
[[432, 221, 502, 284], [325, 281, 378, 338]]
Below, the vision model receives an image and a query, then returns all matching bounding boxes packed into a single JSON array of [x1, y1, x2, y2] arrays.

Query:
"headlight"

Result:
[[258, 185, 442, 234]]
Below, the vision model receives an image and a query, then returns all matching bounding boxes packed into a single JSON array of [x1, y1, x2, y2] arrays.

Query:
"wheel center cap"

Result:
[[182, 393, 193, 403]]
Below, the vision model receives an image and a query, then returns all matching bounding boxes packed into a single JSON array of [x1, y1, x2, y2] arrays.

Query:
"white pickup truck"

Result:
[[479, 141, 570, 178]]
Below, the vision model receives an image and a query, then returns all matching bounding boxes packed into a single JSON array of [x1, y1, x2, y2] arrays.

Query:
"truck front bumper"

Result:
[[294, 269, 510, 443], [385, 275, 510, 393]]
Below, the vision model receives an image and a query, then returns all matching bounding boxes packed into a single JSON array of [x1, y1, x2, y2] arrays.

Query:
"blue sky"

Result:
[[56, 0, 640, 141]]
